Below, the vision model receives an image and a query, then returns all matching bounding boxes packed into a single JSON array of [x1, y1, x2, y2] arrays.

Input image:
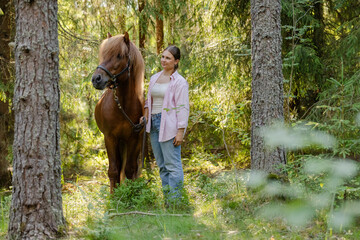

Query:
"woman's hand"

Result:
[[173, 129, 185, 146], [140, 116, 147, 124], [140, 108, 148, 124]]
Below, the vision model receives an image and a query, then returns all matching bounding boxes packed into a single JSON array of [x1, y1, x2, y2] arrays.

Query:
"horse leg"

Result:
[[125, 136, 142, 180], [119, 142, 127, 183], [105, 136, 120, 194]]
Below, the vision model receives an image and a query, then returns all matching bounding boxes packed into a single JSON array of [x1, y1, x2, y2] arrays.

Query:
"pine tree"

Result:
[[9, 0, 65, 238], [250, 0, 286, 173]]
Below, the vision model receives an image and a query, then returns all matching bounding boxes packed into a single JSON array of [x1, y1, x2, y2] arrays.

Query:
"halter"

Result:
[[96, 58, 131, 88]]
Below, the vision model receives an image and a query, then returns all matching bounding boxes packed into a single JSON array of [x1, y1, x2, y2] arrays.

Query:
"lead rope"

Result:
[[112, 89, 144, 132], [141, 118, 147, 168], [112, 88, 147, 167]]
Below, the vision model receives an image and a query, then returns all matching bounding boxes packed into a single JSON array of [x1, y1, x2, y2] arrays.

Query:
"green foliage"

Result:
[[55, 0, 254, 171], [212, 0, 250, 31], [253, 122, 360, 235], [304, 60, 360, 159], [109, 178, 157, 211], [283, 45, 322, 96], [58, 0, 109, 178], [253, 156, 360, 231], [3, 161, 360, 239], [0, 194, 11, 238], [54, 0, 358, 173], [1, 0, 358, 178], [2, 0, 360, 238], [185, 33, 252, 166], [280, 0, 360, 125]]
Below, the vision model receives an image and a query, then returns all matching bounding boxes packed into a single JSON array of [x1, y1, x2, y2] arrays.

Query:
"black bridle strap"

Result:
[[97, 58, 131, 80]]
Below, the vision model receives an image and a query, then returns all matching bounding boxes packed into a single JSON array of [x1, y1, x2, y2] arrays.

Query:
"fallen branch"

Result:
[[109, 211, 192, 218]]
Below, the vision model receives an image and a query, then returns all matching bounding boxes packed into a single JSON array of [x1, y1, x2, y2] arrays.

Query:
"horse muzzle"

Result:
[[91, 73, 109, 90]]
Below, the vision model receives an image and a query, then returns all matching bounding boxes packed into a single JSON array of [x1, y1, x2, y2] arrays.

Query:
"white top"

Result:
[[151, 82, 170, 114]]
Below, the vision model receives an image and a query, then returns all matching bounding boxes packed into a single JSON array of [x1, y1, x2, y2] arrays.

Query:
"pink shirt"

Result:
[[145, 70, 190, 142]]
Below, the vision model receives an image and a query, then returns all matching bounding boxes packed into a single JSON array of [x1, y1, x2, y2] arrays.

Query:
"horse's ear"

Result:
[[124, 32, 130, 45], [107, 32, 112, 38]]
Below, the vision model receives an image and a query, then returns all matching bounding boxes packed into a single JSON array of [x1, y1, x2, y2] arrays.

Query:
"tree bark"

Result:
[[250, 0, 286, 174], [9, 0, 65, 239], [155, 0, 164, 55], [0, 0, 14, 188]]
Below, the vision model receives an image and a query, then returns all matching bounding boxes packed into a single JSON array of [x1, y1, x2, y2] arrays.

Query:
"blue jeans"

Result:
[[150, 113, 184, 200]]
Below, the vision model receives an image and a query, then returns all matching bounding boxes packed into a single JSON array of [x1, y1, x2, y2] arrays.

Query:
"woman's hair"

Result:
[[164, 45, 181, 70]]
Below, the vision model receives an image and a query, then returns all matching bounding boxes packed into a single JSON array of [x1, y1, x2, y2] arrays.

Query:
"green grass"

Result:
[[2, 159, 360, 239], [87, 215, 223, 240], [0, 192, 11, 240], [58, 164, 360, 240]]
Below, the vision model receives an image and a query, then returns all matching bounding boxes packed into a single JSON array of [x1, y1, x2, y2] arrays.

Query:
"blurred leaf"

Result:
[[343, 201, 360, 215], [310, 192, 332, 208], [261, 123, 336, 150], [324, 177, 344, 192], [260, 200, 314, 227], [304, 158, 331, 174], [329, 210, 354, 229], [331, 159, 358, 179], [261, 181, 283, 197], [246, 171, 267, 188], [356, 113, 360, 125], [283, 200, 314, 227], [261, 181, 303, 199]]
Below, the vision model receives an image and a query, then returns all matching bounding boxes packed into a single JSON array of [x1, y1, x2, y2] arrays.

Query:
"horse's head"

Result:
[[92, 32, 131, 90]]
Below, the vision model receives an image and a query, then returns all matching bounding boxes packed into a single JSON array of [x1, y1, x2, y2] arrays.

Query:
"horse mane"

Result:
[[99, 34, 145, 95]]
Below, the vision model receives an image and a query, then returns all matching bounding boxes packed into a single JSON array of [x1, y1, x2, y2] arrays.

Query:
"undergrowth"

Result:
[[1, 162, 360, 239], [0, 194, 11, 240], [1, 125, 360, 239]]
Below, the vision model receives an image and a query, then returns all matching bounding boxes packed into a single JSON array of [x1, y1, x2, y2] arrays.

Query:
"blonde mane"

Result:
[[98, 34, 144, 95]]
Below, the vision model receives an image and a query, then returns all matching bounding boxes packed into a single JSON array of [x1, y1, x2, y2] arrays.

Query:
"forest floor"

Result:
[[1, 159, 360, 239]]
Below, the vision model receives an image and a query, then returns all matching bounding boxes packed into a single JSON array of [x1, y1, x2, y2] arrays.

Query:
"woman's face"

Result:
[[161, 50, 179, 72]]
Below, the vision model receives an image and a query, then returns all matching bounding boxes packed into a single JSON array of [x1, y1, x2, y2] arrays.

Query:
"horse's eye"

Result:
[[117, 54, 122, 59]]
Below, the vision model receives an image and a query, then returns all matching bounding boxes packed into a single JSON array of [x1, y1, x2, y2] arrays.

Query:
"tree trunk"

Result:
[[250, 0, 286, 174], [155, 0, 164, 55], [138, 0, 146, 56], [313, 1, 325, 58], [9, 0, 65, 239], [0, 0, 14, 188]]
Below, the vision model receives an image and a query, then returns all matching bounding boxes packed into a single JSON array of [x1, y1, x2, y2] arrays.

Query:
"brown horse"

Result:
[[91, 32, 145, 193]]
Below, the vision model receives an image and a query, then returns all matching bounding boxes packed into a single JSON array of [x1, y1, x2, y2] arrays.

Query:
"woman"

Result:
[[142, 45, 189, 202]]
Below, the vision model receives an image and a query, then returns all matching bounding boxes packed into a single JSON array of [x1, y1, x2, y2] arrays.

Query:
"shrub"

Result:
[[109, 178, 157, 211]]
